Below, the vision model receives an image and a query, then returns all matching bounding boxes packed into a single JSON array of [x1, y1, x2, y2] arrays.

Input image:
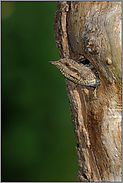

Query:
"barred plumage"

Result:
[[50, 58, 100, 88]]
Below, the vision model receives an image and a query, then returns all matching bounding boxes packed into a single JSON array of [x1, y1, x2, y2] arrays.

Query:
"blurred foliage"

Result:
[[1, 1, 78, 181]]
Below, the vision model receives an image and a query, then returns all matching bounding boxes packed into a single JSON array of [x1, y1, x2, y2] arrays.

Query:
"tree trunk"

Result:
[[53, 1, 122, 182]]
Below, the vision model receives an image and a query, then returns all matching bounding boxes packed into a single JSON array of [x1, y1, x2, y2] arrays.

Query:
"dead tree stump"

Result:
[[53, 1, 122, 182]]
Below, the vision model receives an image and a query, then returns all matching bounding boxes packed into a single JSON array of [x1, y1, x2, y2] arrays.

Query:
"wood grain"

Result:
[[53, 1, 122, 181]]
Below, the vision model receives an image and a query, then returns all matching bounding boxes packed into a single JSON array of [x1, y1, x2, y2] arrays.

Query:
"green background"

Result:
[[2, 2, 78, 181]]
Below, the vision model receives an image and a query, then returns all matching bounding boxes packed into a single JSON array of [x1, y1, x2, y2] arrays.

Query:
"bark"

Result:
[[54, 1, 122, 182]]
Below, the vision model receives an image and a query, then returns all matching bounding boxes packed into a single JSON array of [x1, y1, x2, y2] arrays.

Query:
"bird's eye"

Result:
[[66, 63, 69, 66]]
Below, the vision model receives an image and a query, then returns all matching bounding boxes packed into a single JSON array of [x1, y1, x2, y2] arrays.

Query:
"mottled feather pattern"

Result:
[[50, 58, 100, 87]]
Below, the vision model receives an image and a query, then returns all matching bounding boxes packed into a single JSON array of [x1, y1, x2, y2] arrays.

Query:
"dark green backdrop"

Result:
[[2, 1, 78, 182]]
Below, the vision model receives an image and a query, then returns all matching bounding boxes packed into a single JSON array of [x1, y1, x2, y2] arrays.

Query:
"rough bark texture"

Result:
[[54, 1, 122, 182]]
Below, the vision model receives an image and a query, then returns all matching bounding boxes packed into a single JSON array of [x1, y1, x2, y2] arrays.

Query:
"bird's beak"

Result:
[[49, 61, 61, 69], [49, 61, 55, 65]]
